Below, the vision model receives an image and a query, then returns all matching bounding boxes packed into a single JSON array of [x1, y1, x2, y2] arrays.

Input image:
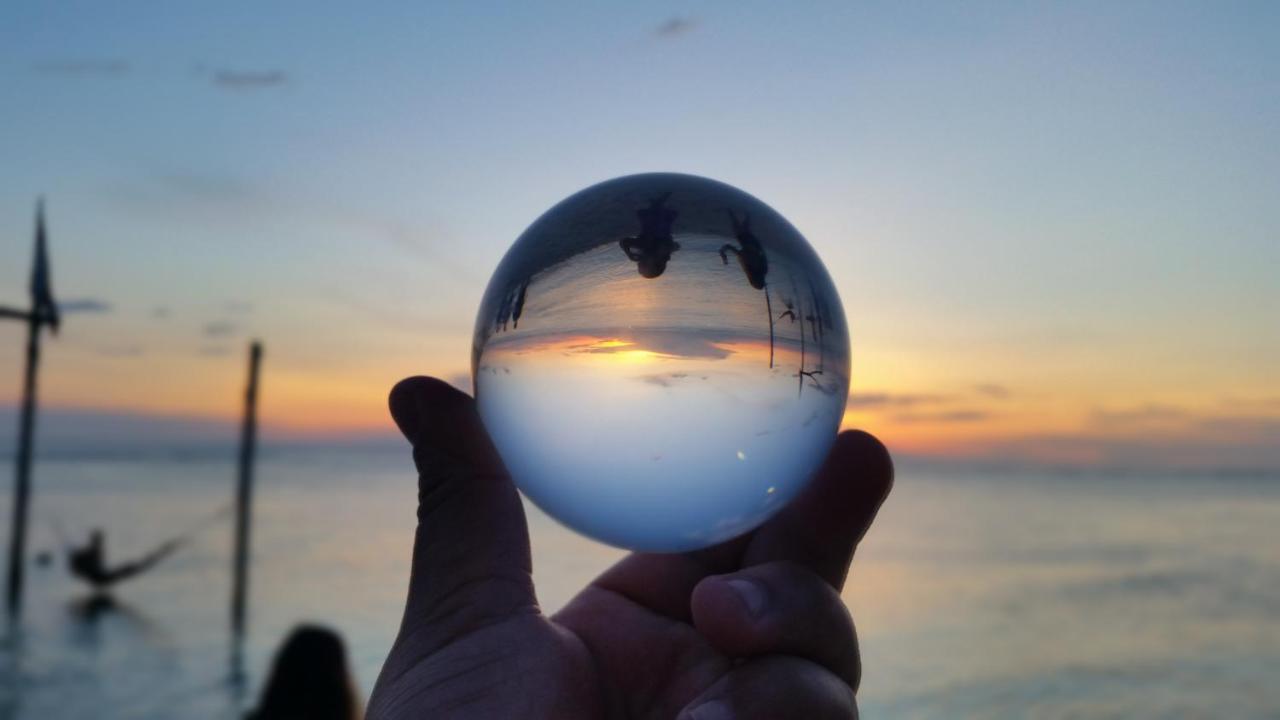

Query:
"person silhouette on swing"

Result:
[[68, 528, 181, 592]]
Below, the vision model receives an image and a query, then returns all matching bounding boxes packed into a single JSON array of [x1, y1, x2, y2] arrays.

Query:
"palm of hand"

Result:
[[375, 590, 719, 718]]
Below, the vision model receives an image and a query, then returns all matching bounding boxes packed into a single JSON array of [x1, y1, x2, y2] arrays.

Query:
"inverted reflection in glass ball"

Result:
[[473, 173, 850, 552]]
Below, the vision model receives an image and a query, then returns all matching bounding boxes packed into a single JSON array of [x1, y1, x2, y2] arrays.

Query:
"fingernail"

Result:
[[727, 578, 766, 617], [687, 699, 733, 720]]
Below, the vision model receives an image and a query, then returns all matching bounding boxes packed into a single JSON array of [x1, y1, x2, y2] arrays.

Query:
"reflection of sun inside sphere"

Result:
[[473, 173, 850, 552]]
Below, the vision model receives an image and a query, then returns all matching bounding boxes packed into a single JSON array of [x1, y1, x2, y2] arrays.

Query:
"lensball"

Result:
[[473, 173, 850, 551]]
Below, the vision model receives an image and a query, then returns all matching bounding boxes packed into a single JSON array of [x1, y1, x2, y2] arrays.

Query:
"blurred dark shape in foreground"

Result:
[[247, 624, 361, 720]]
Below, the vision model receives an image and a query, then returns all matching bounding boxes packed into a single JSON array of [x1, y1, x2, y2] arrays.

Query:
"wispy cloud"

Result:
[[109, 169, 479, 284], [653, 16, 698, 38], [95, 344, 145, 358], [203, 320, 236, 338], [59, 298, 112, 314], [850, 385, 1012, 415], [212, 69, 289, 90], [895, 397, 1280, 472], [974, 383, 1011, 399], [973, 430, 1280, 474], [156, 170, 268, 209], [639, 372, 695, 388], [31, 59, 130, 76], [1197, 416, 1280, 439], [1093, 404, 1187, 425], [319, 285, 471, 336], [1091, 403, 1280, 443], [375, 219, 479, 281], [847, 392, 951, 409], [894, 410, 991, 424], [1218, 395, 1280, 411]]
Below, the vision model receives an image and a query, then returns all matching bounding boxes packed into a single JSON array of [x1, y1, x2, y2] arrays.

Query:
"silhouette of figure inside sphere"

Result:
[[619, 193, 680, 279], [719, 209, 768, 290]]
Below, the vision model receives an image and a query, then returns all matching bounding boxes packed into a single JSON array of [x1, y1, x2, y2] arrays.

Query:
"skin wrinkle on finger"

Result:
[[374, 616, 597, 719], [379, 640, 515, 712], [676, 655, 857, 720], [555, 584, 731, 719], [404, 568, 539, 642], [403, 486, 532, 597], [692, 562, 862, 689], [379, 543, 541, 695], [411, 453, 470, 520]]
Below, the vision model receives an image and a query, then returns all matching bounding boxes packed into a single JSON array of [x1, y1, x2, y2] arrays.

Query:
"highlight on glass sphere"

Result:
[[472, 173, 850, 552]]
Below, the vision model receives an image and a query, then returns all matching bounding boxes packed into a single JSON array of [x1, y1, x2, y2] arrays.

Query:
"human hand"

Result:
[[367, 377, 893, 719]]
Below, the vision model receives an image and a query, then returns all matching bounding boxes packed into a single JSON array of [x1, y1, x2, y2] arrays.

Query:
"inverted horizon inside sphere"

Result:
[[473, 173, 851, 551]]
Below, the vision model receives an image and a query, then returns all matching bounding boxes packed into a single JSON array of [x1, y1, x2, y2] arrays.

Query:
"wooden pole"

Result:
[[5, 314, 41, 619], [231, 341, 262, 644], [5, 200, 57, 621], [765, 285, 775, 369]]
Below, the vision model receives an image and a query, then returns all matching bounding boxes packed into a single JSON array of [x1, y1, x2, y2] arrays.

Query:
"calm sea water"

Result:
[[1, 449, 1277, 719]]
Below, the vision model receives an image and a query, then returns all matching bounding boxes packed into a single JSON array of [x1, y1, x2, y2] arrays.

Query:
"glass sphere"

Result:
[[473, 173, 850, 552]]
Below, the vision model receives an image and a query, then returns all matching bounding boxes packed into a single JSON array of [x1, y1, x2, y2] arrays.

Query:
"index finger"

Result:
[[741, 429, 893, 589]]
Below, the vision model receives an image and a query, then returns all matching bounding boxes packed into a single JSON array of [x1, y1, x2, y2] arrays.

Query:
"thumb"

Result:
[[386, 376, 537, 651]]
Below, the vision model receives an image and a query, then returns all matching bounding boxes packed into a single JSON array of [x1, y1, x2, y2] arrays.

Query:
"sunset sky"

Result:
[[1, 2, 1277, 471]]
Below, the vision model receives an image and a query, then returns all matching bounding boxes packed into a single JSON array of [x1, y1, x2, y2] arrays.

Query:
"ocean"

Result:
[[0, 448, 1277, 719]]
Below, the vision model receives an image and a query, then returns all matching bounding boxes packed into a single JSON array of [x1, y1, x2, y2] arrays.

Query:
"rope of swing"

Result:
[[44, 502, 234, 554]]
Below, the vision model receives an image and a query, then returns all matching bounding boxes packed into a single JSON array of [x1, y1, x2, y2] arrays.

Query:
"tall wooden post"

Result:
[[5, 200, 59, 620], [6, 316, 41, 619], [231, 341, 262, 644]]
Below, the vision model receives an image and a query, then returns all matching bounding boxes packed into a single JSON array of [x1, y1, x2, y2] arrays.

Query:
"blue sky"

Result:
[[1, 1, 1277, 469]]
